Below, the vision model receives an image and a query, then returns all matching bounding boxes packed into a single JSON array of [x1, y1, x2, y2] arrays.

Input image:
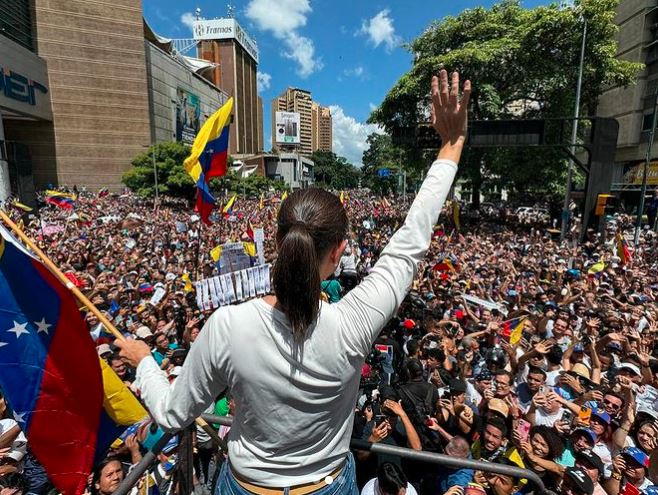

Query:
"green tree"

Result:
[[370, 0, 642, 204], [123, 142, 193, 198], [361, 133, 401, 195], [124, 144, 284, 199], [311, 151, 361, 189]]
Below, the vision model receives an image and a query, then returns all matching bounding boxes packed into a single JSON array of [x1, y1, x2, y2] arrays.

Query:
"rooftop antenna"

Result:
[[227, 3, 236, 18]]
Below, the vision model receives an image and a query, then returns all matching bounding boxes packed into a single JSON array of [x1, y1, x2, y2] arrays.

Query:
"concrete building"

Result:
[[0, 0, 52, 202], [195, 17, 261, 155], [0, 0, 230, 198], [271, 88, 333, 155], [596, 0, 658, 192], [144, 24, 229, 145], [272, 88, 313, 154], [242, 153, 314, 189], [312, 102, 332, 152]]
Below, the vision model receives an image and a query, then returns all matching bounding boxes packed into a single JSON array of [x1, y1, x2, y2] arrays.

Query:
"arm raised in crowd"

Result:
[[336, 70, 471, 353]]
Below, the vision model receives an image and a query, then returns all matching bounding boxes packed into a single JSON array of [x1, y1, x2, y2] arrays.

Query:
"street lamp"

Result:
[[560, 15, 588, 241], [143, 144, 159, 209]]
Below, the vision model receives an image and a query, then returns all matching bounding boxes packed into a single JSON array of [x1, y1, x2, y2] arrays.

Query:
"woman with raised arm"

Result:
[[117, 69, 471, 495]]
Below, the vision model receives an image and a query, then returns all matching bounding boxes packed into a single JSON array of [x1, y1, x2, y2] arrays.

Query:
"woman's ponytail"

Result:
[[273, 189, 348, 340], [272, 224, 321, 339]]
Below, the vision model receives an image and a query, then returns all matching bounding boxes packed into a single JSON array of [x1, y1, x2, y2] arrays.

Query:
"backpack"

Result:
[[397, 384, 443, 453]]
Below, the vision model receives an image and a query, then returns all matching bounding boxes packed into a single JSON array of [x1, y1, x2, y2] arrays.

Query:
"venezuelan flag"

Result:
[[616, 233, 631, 265], [184, 97, 234, 224], [500, 317, 525, 346], [246, 218, 255, 242], [45, 190, 77, 201], [11, 200, 32, 212], [281, 191, 288, 201], [98, 188, 109, 198], [181, 273, 194, 292], [222, 193, 237, 216], [46, 195, 75, 210], [243, 241, 257, 257], [0, 225, 146, 495], [587, 260, 605, 277], [210, 245, 223, 262]]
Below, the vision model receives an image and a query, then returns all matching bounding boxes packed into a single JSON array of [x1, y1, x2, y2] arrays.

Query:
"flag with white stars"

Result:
[[0, 225, 106, 495]]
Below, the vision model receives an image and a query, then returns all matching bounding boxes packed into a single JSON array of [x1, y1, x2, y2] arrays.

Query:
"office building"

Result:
[[271, 88, 333, 154], [272, 88, 313, 154], [195, 17, 261, 155], [596, 0, 658, 191], [312, 102, 333, 152], [0, 0, 229, 198]]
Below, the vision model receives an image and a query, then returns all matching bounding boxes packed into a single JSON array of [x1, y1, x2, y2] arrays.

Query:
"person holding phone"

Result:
[[605, 448, 652, 495], [517, 425, 566, 493]]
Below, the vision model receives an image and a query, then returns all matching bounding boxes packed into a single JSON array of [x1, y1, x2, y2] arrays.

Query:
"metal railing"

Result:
[[114, 414, 551, 495]]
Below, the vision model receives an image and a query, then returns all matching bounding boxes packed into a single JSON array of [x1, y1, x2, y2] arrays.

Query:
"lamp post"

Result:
[[560, 16, 587, 241], [152, 147, 159, 209]]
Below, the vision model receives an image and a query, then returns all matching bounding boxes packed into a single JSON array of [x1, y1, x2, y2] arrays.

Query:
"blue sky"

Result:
[[143, 0, 551, 165]]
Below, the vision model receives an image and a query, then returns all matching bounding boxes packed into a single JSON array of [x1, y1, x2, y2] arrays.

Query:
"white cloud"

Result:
[[257, 72, 272, 92], [180, 12, 196, 32], [330, 105, 384, 167], [245, 0, 310, 37], [283, 33, 324, 78], [343, 66, 365, 79], [246, 0, 322, 78], [358, 9, 401, 52]]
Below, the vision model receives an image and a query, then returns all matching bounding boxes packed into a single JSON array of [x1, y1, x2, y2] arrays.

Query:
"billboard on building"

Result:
[[275, 112, 301, 145], [175, 87, 201, 145], [192, 18, 259, 63]]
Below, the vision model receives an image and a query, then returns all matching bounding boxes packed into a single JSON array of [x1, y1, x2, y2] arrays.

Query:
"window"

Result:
[[0, 0, 34, 52]]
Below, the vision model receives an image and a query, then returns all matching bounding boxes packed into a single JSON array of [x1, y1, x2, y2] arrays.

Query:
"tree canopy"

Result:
[[123, 143, 286, 198], [310, 151, 361, 189], [369, 0, 642, 203]]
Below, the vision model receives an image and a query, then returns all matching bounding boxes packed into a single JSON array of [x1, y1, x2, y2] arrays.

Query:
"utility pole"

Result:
[[151, 146, 159, 210], [634, 85, 658, 245], [560, 17, 587, 241]]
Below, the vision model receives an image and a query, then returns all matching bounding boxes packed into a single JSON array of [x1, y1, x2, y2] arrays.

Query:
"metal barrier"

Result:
[[114, 414, 551, 495]]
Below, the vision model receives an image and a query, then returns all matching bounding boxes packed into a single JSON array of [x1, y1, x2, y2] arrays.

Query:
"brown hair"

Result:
[[273, 189, 348, 339]]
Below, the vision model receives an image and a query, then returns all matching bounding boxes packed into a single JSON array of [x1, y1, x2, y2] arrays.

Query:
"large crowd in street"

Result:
[[2, 181, 658, 495]]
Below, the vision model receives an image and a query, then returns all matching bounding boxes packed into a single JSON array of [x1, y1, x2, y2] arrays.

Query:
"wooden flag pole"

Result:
[[0, 209, 226, 449], [0, 209, 124, 341]]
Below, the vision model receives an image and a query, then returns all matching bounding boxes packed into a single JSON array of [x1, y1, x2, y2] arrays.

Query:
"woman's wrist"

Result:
[[437, 142, 464, 163]]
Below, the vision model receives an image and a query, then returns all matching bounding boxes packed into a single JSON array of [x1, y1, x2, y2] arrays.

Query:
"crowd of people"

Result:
[[2, 177, 658, 495]]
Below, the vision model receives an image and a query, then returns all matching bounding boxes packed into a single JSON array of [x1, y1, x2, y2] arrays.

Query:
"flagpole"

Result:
[[0, 208, 226, 449], [0, 208, 124, 341]]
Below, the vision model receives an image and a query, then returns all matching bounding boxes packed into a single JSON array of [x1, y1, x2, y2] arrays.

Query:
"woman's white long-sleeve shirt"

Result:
[[135, 159, 458, 487]]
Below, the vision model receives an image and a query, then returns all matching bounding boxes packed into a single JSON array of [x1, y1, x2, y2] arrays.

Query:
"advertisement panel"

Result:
[[623, 162, 658, 186], [175, 87, 201, 145], [192, 19, 259, 63], [275, 111, 301, 145]]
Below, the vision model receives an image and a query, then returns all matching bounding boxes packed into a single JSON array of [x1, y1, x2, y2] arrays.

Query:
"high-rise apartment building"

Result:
[[596, 0, 658, 190], [195, 18, 261, 155], [272, 88, 313, 154], [312, 102, 332, 152], [271, 88, 332, 154]]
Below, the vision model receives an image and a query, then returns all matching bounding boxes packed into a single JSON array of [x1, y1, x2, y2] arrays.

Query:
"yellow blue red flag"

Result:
[[184, 97, 234, 224]]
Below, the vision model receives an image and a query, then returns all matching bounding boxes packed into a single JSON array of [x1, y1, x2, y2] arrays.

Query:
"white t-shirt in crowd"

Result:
[[361, 478, 419, 495], [534, 407, 564, 427], [136, 160, 458, 488]]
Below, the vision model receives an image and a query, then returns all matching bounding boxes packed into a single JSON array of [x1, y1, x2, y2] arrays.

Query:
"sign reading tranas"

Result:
[[0, 67, 48, 106], [193, 19, 259, 63]]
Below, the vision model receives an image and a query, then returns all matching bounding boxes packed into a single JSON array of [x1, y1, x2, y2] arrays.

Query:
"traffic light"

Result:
[[595, 194, 615, 216]]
